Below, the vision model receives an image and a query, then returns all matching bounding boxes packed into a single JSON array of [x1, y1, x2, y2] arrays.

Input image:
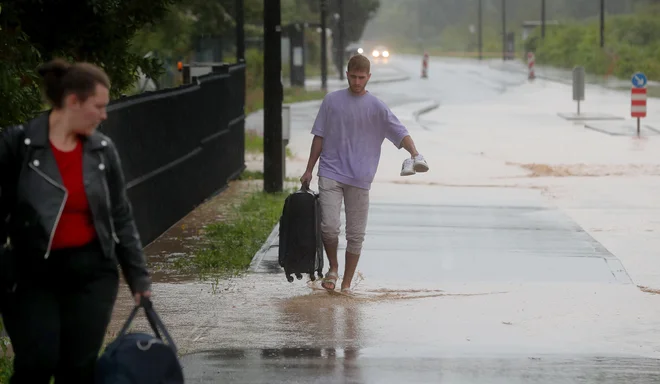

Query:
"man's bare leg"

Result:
[[341, 251, 360, 291], [324, 240, 339, 276]]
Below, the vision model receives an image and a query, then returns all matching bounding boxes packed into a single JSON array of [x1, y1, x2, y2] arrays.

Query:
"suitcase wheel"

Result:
[[286, 275, 294, 283], [295, 273, 303, 280], [309, 274, 316, 282]]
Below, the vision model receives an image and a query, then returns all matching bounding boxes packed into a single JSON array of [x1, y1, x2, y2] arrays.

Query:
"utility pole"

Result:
[[600, 0, 605, 48], [320, 0, 328, 90], [338, 0, 345, 80], [263, 0, 283, 193], [235, 0, 245, 62], [502, 0, 506, 61], [478, 0, 483, 60], [541, 0, 546, 39]]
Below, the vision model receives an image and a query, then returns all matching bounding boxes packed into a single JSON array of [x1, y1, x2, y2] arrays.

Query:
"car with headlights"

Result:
[[370, 45, 390, 63]]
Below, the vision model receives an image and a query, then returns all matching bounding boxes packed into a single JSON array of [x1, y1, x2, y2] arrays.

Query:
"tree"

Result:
[[0, 0, 179, 127]]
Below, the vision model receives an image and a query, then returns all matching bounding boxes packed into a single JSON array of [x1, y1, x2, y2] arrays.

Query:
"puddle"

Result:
[[105, 179, 264, 345]]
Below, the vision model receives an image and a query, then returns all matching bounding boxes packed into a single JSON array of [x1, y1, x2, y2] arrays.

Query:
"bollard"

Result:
[[421, 53, 428, 79], [527, 52, 535, 80], [572, 66, 585, 115]]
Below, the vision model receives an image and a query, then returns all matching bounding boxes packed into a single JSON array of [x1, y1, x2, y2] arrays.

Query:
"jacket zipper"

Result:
[[99, 153, 120, 244], [29, 163, 67, 259]]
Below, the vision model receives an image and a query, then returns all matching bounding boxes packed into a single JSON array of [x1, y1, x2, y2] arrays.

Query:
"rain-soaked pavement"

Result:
[[111, 55, 660, 382]]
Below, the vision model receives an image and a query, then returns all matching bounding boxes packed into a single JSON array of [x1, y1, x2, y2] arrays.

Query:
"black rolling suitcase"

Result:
[[278, 185, 324, 282]]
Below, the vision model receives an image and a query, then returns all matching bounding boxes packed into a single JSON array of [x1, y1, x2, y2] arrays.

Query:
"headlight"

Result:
[[357, 48, 364, 54], [372, 50, 380, 57], [382, 50, 390, 58]]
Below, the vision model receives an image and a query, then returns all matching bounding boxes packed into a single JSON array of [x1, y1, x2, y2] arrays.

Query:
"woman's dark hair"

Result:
[[37, 58, 111, 109]]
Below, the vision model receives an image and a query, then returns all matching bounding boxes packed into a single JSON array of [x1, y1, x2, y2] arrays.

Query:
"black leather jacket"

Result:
[[0, 112, 151, 294]]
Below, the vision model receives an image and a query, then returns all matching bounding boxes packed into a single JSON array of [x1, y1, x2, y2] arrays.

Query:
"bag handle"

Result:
[[117, 297, 178, 355]]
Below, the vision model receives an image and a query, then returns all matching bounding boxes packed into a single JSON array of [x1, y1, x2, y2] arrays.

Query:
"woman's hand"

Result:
[[134, 290, 152, 306]]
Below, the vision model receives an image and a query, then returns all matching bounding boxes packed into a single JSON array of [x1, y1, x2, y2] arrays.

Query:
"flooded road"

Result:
[[109, 56, 660, 382]]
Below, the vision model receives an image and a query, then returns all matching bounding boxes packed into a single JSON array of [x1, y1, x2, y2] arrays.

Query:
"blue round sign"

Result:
[[632, 72, 648, 88]]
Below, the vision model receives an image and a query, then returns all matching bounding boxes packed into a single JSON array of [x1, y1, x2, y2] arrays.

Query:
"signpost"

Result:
[[631, 72, 648, 136], [573, 66, 585, 115]]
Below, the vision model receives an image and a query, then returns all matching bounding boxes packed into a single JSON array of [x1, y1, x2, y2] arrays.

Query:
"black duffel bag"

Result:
[[96, 297, 184, 383]]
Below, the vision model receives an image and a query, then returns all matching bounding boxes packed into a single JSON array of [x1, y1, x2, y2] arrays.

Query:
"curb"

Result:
[[370, 75, 411, 85], [248, 222, 280, 273]]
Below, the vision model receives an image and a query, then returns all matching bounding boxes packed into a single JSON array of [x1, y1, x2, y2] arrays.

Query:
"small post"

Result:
[[573, 66, 585, 115], [421, 53, 428, 78], [637, 118, 641, 137], [527, 52, 535, 80]]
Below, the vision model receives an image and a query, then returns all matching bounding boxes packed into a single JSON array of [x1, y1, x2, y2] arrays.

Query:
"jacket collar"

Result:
[[27, 110, 107, 151]]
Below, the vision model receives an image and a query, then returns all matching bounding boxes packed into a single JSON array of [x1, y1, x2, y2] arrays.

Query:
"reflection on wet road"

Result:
[[182, 350, 660, 384]]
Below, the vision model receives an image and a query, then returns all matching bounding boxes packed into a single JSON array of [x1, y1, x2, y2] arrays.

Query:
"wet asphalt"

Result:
[[170, 56, 660, 382]]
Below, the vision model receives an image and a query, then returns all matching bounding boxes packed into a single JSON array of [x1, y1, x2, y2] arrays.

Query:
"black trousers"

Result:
[[2, 240, 119, 384]]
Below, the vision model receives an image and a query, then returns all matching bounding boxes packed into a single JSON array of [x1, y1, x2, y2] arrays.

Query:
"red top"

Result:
[[50, 140, 97, 249]]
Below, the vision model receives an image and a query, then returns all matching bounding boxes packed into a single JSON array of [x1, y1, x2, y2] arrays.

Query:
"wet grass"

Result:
[[245, 130, 295, 159], [0, 319, 12, 383], [173, 188, 293, 278], [245, 86, 327, 115], [238, 169, 265, 180]]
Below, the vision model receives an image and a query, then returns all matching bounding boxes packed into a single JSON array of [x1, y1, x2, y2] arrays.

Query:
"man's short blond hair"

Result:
[[347, 54, 370, 73]]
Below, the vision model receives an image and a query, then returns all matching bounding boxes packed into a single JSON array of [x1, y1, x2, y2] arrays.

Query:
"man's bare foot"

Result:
[[322, 270, 339, 290]]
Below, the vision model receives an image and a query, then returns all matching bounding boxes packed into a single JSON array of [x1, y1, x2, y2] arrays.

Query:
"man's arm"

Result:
[[399, 135, 419, 158], [305, 135, 323, 173], [301, 135, 323, 188]]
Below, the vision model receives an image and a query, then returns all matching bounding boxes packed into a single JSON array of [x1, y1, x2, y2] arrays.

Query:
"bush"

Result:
[[532, 7, 660, 81]]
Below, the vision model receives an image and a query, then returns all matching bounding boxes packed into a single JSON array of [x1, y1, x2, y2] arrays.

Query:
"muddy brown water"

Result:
[[105, 179, 263, 343]]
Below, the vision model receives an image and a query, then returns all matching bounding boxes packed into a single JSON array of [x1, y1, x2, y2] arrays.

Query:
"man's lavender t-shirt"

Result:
[[311, 89, 409, 190]]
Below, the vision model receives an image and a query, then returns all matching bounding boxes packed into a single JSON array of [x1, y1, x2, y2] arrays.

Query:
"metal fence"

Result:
[[101, 63, 246, 245]]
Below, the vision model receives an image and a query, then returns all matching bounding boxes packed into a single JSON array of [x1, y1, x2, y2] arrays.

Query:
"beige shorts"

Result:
[[318, 176, 370, 255]]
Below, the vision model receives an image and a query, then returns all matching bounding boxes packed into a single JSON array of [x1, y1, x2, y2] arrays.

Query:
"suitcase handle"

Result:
[[117, 297, 178, 355]]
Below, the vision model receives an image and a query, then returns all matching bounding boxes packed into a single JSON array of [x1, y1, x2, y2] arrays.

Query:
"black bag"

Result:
[[95, 297, 184, 384], [278, 185, 324, 282]]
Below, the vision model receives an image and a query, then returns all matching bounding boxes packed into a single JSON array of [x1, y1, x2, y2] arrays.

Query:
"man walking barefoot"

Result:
[[300, 54, 429, 294]]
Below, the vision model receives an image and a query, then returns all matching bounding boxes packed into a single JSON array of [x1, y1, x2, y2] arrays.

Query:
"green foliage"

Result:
[[0, 318, 13, 382], [0, 2, 44, 128], [0, 0, 179, 127], [532, 5, 660, 80]]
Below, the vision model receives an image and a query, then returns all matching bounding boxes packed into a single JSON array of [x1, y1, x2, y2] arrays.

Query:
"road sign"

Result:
[[632, 72, 648, 88], [631, 88, 647, 118], [631, 75, 648, 136]]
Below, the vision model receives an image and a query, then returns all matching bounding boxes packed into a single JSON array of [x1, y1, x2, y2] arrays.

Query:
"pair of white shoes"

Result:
[[400, 154, 429, 176]]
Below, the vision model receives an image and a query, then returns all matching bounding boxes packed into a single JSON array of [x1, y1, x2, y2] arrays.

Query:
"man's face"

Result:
[[346, 69, 371, 94]]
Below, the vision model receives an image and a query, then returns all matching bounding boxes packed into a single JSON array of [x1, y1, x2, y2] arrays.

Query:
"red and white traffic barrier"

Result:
[[527, 52, 535, 80], [421, 53, 428, 78], [631, 87, 647, 118], [632, 86, 647, 136]]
